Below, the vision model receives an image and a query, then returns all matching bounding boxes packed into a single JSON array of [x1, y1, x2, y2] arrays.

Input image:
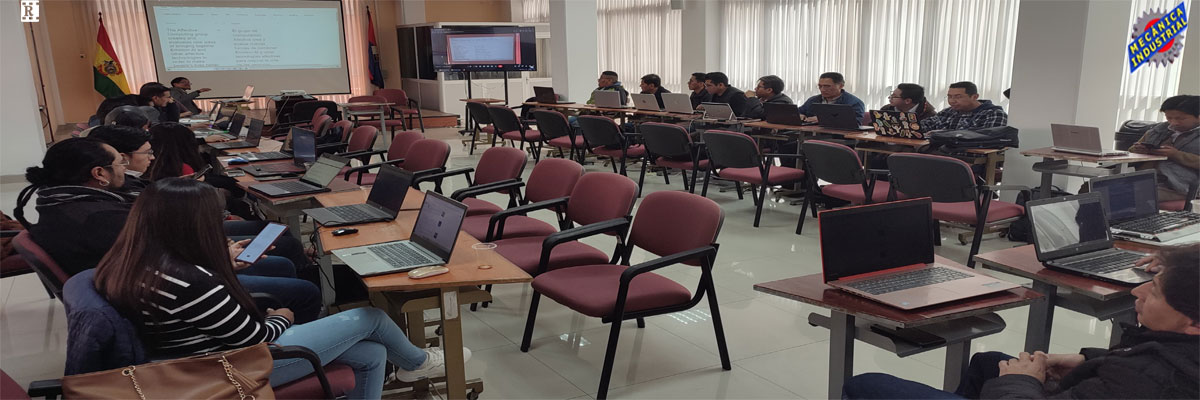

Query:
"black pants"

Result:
[[842, 351, 1015, 399]]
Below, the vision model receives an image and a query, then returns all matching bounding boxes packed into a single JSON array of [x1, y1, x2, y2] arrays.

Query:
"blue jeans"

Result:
[[842, 352, 1014, 399], [270, 307, 428, 399], [236, 256, 322, 324]]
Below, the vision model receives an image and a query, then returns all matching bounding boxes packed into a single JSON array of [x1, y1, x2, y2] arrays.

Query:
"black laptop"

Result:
[[239, 128, 317, 175], [811, 103, 872, 130], [210, 118, 264, 150], [248, 154, 349, 198], [303, 165, 413, 226], [196, 112, 244, 138], [533, 86, 573, 104], [1026, 192, 1151, 284], [764, 103, 811, 126], [1088, 170, 1200, 242]]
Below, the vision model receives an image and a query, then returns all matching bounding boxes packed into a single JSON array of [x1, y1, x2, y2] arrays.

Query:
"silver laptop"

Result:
[[247, 154, 348, 198], [333, 192, 468, 277], [219, 85, 255, 104], [631, 94, 661, 111], [304, 166, 414, 227], [661, 93, 696, 114], [1050, 124, 1127, 156], [592, 90, 629, 108], [1027, 192, 1151, 284], [1088, 170, 1200, 242], [698, 102, 735, 121]]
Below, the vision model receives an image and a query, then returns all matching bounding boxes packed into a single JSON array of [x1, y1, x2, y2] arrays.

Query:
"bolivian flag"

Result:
[[93, 14, 130, 99]]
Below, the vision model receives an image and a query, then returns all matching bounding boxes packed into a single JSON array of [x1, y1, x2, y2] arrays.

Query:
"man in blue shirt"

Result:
[[797, 72, 866, 123], [920, 81, 1008, 131]]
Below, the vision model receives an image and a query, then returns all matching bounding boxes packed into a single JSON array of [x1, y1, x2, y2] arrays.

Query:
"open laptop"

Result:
[[534, 86, 573, 104], [661, 93, 696, 114], [1088, 170, 1200, 242], [1026, 192, 1151, 284], [247, 154, 349, 198], [1050, 124, 1127, 156], [870, 109, 925, 139], [218, 85, 255, 104], [210, 118, 264, 150], [592, 90, 630, 108], [764, 103, 810, 126], [303, 166, 414, 226], [333, 192, 468, 277], [820, 198, 1018, 310], [811, 104, 872, 130], [698, 102, 735, 121], [239, 127, 317, 176], [194, 111, 243, 137], [631, 94, 661, 111]]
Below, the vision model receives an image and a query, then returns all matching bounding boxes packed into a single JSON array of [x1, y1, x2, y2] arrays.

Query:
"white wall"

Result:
[[1, 3, 47, 179], [680, 0, 719, 86], [549, 0, 597, 101]]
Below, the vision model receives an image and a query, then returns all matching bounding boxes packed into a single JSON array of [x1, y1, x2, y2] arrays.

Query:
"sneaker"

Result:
[[392, 347, 472, 382]]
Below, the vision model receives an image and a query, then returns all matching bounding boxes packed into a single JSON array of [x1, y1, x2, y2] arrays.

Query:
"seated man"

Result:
[[586, 70, 630, 106], [744, 75, 793, 119], [688, 72, 712, 109], [704, 72, 749, 117], [874, 83, 937, 123], [843, 244, 1200, 399], [639, 73, 671, 109], [797, 72, 866, 123], [169, 76, 211, 117], [138, 82, 181, 124], [1129, 95, 1200, 202], [920, 81, 1007, 131]]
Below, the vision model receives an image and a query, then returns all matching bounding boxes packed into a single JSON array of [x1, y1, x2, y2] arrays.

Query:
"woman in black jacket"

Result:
[[843, 244, 1200, 399]]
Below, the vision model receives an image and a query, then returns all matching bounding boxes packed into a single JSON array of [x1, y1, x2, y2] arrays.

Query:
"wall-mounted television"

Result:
[[431, 26, 537, 72]]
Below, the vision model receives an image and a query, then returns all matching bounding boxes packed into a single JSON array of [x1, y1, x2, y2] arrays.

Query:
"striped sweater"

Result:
[[136, 264, 291, 356]]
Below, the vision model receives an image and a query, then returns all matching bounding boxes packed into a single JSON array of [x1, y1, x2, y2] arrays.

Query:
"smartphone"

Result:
[[191, 165, 213, 179], [234, 223, 288, 264], [224, 170, 246, 177]]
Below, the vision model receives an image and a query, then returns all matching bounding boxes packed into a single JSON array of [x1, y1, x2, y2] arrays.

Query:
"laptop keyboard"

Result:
[[243, 151, 289, 160], [368, 242, 440, 268], [327, 205, 376, 221], [1051, 249, 1144, 274], [1114, 211, 1200, 234], [844, 267, 971, 295], [271, 181, 318, 193]]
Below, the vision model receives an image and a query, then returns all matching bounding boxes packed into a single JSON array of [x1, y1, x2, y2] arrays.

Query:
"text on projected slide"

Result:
[[447, 34, 519, 64], [154, 7, 342, 71]]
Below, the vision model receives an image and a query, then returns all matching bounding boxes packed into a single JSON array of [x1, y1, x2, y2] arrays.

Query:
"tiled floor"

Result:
[[0, 128, 1115, 399]]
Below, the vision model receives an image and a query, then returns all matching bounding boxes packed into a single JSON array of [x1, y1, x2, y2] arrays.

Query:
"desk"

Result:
[[338, 101, 395, 142], [973, 244, 1139, 353], [754, 258, 1043, 398], [229, 161, 361, 242], [1019, 147, 1165, 198], [312, 188, 531, 399], [209, 138, 284, 157], [460, 98, 507, 154]]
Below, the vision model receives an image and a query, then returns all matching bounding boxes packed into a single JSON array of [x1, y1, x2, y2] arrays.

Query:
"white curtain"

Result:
[[1116, 0, 1192, 125], [523, 0, 550, 22], [720, 0, 1019, 110], [597, 0, 683, 93]]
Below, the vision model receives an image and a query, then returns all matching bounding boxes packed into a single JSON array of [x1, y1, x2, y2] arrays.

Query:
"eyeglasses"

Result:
[[129, 149, 154, 156], [103, 160, 130, 169]]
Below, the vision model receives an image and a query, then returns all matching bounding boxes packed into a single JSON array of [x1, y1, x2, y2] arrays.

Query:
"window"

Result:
[[597, 0, 683, 93], [523, 0, 550, 23], [1116, 0, 1190, 124]]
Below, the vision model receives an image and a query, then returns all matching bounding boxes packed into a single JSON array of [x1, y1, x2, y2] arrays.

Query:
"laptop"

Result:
[[592, 90, 630, 108], [811, 104, 872, 130], [247, 154, 349, 198], [333, 192, 468, 277], [1026, 192, 1151, 284], [661, 93, 696, 114], [218, 85, 255, 104], [698, 102, 735, 121], [194, 111, 243, 137], [631, 94, 661, 111], [303, 166, 414, 226], [533, 86, 573, 104], [239, 127, 317, 175], [870, 109, 926, 139], [819, 198, 1018, 310], [764, 103, 810, 126], [210, 118, 263, 150], [1088, 170, 1200, 242], [1050, 124, 1127, 156]]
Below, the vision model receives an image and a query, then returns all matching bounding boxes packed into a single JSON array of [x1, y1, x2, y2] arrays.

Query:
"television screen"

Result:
[[431, 26, 537, 72]]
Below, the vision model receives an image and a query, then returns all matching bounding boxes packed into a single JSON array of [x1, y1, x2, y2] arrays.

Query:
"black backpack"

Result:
[[1005, 185, 1072, 242], [929, 126, 1019, 151]]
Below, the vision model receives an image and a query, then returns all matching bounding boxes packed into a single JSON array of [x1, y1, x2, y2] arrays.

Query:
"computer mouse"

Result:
[[331, 228, 358, 236], [227, 157, 248, 165], [407, 266, 449, 279]]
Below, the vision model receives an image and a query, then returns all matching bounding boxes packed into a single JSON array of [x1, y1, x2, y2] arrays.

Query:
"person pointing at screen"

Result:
[[169, 77, 211, 117]]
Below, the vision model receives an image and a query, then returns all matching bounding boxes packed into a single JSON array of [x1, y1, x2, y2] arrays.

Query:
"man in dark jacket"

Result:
[[138, 82, 182, 123], [688, 72, 712, 109], [797, 72, 866, 123], [921, 81, 1008, 131], [638, 74, 671, 109], [704, 72, 749, 117], [843, 244, 1200, 399], [744, 75, 794, 119], [585, 71, 630, 106], [872, 83, 937, 123]]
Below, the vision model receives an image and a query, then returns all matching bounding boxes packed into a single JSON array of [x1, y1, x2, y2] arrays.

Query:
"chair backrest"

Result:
[[291, 101, 320, 124], [389, 131, 424, 160], [1, 369, 29, 400], [486, 106, 523, 134], [62, 269, 148, 375], [475, 147, 528, 186], [802, 140, 865, 185], [330, 120, 355, 142], [312, 115, 334, 137], [465, 102, 493, 125], [630, 191, 724, 266], [525, 158, 584, 203], [373, 88, 410, 107], [702, 130, 762, 169], [640, 122, 693, 159], [887, 153, 977, 202], [12, 231, 69, 298], [577, 115, 624, 148], [311, 100, 341, 120], [566, 172, 639, 226], [309, 107, 328, 126], [531, 110, 572, 140], [403, 139, 450, 172], [346, 126, 379, 154]]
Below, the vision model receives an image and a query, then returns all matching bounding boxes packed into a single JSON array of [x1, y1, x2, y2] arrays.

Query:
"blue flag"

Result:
[[367, 6, 384, 88]]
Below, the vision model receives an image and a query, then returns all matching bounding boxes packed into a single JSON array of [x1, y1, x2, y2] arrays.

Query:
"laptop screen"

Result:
[[1089, 171, 1158, 221], [367, 166, 413, 215], [227, 113, 246, 134], [290, 127, 317, 165], [300, 155, 348, 187], [242, 85, 254, 100], [819, 198, 935, 282], [411, 192, 467, 260], [533, 86, 555, 103], [244, 119, 264, 142], [1027, 193, 1110, 255]]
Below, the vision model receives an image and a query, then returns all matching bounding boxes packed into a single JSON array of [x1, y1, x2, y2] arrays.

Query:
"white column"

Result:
[[549, 0, 597, 102], [1179, 16, 1200, 94], [680, 0, 719, 86], [399, 0, 425, 24], [1, 3, 47, 179]]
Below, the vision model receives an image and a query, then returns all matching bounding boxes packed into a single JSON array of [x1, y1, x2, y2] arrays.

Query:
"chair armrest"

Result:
[[450, 179, 525, 201], [343, 158, 405, 183], [620, 246, 718, 284], [536, 218, 632, 275], [487, 197, 570, 240], [1186, 182, 1199, 212], [763, 153, 805, 160], [315, 142, 348, 152], [418, 167, 475, 186], [27, 379, 62, 399], [269, 344, 333, 399], [338, 149, 387, 160], [410, 167, 448, 186], [867, 168, 890, 177], [981, 184, 1030, 192]]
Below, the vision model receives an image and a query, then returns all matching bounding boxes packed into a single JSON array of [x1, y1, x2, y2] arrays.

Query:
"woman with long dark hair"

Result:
[[147, 122, 207, 180], [96, 178, 469, 399]]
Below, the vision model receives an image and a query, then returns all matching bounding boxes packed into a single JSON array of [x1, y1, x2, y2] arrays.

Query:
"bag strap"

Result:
[[120, 356, 255, 400], [121, 366, 147, 400]]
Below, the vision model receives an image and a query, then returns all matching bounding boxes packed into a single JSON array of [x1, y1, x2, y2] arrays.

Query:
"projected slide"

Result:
[[446, 34, 519, 64], [153, 7, 342, 71]]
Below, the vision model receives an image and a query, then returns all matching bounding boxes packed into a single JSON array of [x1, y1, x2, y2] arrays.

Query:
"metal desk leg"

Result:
[[1024, 280, 1057, 352], [943, 339, 971, 391], [1109, 310, 1137, 347], [439, 287, 468, 399], [827, 311, 855, 398], [984, 152, 1001, 185], [315, 253, 337, 308], [1038, 157, 1054, 199]]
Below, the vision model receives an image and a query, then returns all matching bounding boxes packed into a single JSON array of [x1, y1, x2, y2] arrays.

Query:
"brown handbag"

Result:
[[62, 343, 276, 400]]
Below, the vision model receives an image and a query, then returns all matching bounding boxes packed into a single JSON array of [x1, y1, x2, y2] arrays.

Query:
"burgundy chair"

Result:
[[638, 122, 711, 194], [399, 139, 452, 192], [701, 130, 806, 227], [887, 153, 1029, 267], [1159, 182, 1198, 211], [796, 140, 898, 234], [455, 158, 584, 241], [273, 106, 330, 140], [11, 231, 69, 299], [465, 101, 494, 154], [342, 131, 424, 185], [374, 88, 424, 132], [488, 105, 544, 162], [520, 191, 730, 399], [2, 370, 29, 400], [436, 147, 528, 217], [578, 115, 646, 175], [532, 110, 586, 162]]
